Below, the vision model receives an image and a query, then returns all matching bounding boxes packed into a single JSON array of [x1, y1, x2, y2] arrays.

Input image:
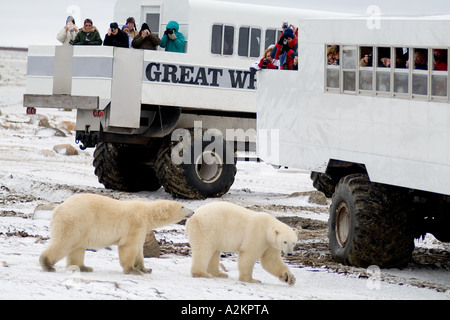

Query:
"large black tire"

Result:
[[329, 174, 414, 268], [93, 142, 161, 192], [155, 131, 237, 200]]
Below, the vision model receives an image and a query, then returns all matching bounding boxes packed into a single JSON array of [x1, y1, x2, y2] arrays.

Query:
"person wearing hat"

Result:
[[126, 17, 139, 39], [73, 19, 102, 46], [272, 23, 298, 70], [57, 16, 79, 45], [122, 25, 133, 48], [132, 23, 161, 50], [104, 22, 129, 48]]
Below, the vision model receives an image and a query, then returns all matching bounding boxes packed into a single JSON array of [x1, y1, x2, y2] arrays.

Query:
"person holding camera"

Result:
[[104, 22, 129, 48], [57, 16, 79, 45], [132, 23, 161, 50], [271, 22, 298, 70], [160, 21, 185, 53], [72, 19, 102, 46], [258, 47, 279, 70]]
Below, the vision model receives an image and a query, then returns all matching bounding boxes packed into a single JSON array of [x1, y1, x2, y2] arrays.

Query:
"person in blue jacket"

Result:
[[160, 21, 185, 53]]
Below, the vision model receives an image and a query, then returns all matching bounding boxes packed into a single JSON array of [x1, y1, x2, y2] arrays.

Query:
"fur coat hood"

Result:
[[80, 26, 99, 34]]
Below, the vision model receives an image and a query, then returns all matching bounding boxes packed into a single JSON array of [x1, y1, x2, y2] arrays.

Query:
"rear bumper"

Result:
[[23, 94, 99, 110]]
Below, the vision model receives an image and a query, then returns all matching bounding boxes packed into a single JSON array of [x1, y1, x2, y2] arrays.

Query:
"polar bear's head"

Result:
[[148, 201, 194, 229], [271, 226, 299, 256], [166, 202, 195, 222]]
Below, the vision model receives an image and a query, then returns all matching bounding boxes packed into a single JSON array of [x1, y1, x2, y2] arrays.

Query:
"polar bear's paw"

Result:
[[125, 267, 148, 276], [140, 267, 152, 274], [79, 266, 94, 273], [239, 276, 262, 284], [212, 271, 228, 278], [192, 271, 214, 278], [281, 271, 296, 286]]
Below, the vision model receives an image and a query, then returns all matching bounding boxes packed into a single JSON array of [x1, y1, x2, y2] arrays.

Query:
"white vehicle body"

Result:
[[23, 0, 346, 199], [258, 17, 450, 196], [25, 0, 343, 134], [257, 15, 450, 267]]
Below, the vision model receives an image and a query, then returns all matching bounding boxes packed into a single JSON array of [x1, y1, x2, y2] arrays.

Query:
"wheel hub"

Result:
[[335, 202, 351, 247], [194, 151, 223, 184]]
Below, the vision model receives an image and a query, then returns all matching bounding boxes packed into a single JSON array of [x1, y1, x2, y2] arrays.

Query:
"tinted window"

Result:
[[212, 25, 234, 56], [238, 27, 249, 57], [211, 25, 223, 55]]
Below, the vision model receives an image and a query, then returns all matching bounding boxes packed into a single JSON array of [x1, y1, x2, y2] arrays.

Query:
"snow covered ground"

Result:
[[0, 49, 449, 302]]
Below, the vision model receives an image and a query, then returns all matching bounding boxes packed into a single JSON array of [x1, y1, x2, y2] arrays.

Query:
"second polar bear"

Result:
[[186, 202, 299, 285], [40, 193, 194, 275]]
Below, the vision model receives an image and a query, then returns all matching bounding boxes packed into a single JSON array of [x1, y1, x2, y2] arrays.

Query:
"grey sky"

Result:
[[0, 0, 449, 48]]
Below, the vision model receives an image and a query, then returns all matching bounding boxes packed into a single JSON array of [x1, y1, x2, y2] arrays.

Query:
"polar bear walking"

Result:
[[40, 193, 194, 275], [186, 202, 299, 285]]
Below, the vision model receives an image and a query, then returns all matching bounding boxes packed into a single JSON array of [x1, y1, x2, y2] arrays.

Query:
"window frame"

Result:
[[265, 28, 283, 51], [325, 45, 341, 93], [211, 24, 235, 56], [411, 47, 430, 99], [430, 48, 449, 101], [341, 45, 357, 94], [374, 46, 392, 96], [238, 26, 263, 58], [393, 47, 410, 98], [358, 46, 375, 94]]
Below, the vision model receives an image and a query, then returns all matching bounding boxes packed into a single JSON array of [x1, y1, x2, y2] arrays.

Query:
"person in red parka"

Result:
[[259, 47, 279, 70], [272, 24, 298, 70]]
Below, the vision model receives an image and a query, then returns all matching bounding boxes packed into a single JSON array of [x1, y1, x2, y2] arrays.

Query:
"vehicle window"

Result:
[[412, 48, 428, 70], [238, 27, 249, 56], [394, 73, 409, 94], [327, 69, 340, 89], [211, 24, 234, 56], [376, 47, 391, 93], [223, 25, 234, 55], [359, 47, 373, 91], [395, 47, 409, 69], [250, 28, 261, 58], [324, 44, 450, 102], [326, 45, 340, 90], [342, 46, 356, 92], [394, 47, 409, 94], [432, 49, 448, 97], [265, 29, 278, 49], [211, 25, 223, 55], [377, 47, 391, 68], [239, 27, 262, 58], [412, 48, 429, 95], [432, 75, 447, 97], [359, 47, 373, 67]]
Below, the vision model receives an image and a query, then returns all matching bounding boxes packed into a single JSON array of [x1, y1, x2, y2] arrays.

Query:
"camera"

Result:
[[165, 28, 176, 36]]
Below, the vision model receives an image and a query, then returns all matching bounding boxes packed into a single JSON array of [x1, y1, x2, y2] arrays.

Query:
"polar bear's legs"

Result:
[[191, 247, 215, 278], [134, 245, 152, 274], [66, 248, 93, 272], [238, 251, 261, 283], [260, 247, 296, 286], [119, 243, 144, 275], [39, 242, 73, 272], [207, 251, 228, 278]]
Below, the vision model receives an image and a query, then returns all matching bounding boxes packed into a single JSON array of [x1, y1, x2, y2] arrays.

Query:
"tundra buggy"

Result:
[[257, 16, 450, 267]]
